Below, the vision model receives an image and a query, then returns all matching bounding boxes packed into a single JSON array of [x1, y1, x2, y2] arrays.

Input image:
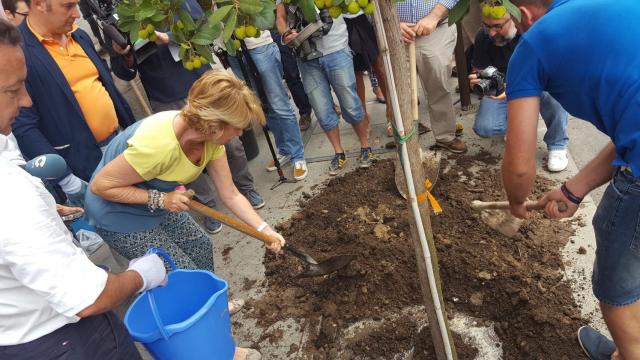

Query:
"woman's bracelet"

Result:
[[148, 189, 165, 212], [256, 221, 269, 232], [560, 183, 583, 205]]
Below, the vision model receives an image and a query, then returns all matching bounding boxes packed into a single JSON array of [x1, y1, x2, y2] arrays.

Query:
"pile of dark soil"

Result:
[[247, 153, 585, 359]]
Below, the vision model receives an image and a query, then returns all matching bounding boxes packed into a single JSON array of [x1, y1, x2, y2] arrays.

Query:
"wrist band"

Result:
[[256, 221, 268, 232], [561, 183, 583, 205]]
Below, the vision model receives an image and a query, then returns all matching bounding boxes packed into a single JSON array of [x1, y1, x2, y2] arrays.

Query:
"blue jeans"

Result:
[[0, 312, 141, 359], [473, 91, 569, 150], [297, 48, 364, 132], [228, 43, 305, 162], [270, 31, 312, 117], [592, 169, 640, 306]]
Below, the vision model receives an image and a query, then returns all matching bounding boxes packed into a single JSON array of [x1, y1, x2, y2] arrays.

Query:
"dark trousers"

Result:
[[0, 312, 141, 360], [270, 31, 312, 117]]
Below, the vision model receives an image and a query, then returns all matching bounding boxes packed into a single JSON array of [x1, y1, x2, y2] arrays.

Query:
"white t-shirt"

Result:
[[0, 157, 108, 345], [244, 30, 274, 50], [278, 2, 349, 56], [0, 133, 26, 166]]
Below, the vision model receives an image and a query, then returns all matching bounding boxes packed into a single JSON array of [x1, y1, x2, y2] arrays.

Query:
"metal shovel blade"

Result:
[[300, 254, 356, 278], [285, 244, 355, 277], [394, 148, 441, 199]]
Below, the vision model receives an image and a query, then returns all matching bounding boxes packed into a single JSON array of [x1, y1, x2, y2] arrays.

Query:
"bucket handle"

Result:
[[145, 247, 178, 271], [144, 247, 176, 341]]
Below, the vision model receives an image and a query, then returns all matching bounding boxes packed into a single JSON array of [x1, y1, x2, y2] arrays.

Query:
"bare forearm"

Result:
[[77, 271, 142, 318], [427, 3, 449, 21], [91, 178, 149, 205], [276, 4, 288, 34], [566, 142, 616, 197], [220, 190, 265, 229]]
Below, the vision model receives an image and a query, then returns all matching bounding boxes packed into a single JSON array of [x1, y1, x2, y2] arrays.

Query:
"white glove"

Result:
[[127, 254, 168, 293]]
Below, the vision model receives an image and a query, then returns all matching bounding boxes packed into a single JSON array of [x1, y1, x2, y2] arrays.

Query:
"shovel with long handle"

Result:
[[188, 199, 354, 277]]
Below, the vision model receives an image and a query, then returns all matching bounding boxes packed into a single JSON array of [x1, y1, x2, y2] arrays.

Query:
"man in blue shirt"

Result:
[[396, 0, 466, 153], [502, 0, 640, 358]]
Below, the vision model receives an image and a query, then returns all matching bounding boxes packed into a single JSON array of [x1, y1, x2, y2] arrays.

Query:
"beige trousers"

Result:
[[415, 22, 458, 143]]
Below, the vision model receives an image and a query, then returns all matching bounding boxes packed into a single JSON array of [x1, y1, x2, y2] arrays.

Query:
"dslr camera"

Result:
[[283, 6, 333, 61], [472, 66, 506, 97]]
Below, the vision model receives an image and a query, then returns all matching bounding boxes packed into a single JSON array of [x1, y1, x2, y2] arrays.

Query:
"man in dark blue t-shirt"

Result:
[[502, 0, 640, 358], [469, 2, 569, 172]]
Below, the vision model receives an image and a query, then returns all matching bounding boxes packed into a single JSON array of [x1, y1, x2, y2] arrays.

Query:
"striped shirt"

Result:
[[395, 0, 458, 24]]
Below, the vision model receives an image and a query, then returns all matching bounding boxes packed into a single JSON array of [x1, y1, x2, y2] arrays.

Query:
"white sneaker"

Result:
[[265, 154, 291, 172], [293, 160, 308, 181], [548, 149, 568, 172]]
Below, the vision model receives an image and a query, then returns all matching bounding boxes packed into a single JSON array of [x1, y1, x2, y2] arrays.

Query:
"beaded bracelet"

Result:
[[560, 183, 583, 205], [147, 189, 165, 212]]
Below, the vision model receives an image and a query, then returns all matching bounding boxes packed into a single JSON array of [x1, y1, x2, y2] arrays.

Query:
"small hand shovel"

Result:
[[188, 199, 354, 277], [470, 200, 567, 237]]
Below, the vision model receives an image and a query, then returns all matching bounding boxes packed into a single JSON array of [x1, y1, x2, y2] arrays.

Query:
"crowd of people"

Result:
[[1, 0, 638, 359]]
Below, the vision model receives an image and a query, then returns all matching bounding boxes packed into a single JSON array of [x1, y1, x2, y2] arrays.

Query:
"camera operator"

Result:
[[469, 0, 569, 172], [276, 3, 372, 176]]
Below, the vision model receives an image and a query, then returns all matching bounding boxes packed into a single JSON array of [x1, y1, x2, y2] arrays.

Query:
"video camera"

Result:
[[472, 66, 506, 97], [85, 0, 157, 63], [283, 6, 333, 62]]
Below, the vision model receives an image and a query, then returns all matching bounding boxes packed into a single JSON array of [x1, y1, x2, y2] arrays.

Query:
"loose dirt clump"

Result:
[[248, 154, 585, 359]]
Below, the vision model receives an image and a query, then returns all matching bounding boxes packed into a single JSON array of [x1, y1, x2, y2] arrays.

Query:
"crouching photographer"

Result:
[[469, 0, 570, 172], [276, 1, 372, 176]]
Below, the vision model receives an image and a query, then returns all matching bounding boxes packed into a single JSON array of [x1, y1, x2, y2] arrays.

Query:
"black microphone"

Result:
[[24, 154, 69, 180]]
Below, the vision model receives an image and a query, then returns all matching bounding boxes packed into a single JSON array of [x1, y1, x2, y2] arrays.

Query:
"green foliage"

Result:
[[448, 0, 521, 25]]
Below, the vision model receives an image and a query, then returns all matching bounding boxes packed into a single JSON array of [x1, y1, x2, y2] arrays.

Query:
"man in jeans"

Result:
[[271, 30, 313, 131], [469, 1, 569, 172], [276, 3, 372, 175], [227, 30, 308, 181], [502, 0, 640, 358], [397, 0, 467, 153]]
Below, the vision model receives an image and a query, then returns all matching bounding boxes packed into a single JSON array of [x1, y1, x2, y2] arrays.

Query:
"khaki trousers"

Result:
[[415, 22, 458, 143]]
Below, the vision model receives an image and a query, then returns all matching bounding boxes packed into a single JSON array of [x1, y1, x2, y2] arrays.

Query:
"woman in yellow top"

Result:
[[84, 71, 284, 272]]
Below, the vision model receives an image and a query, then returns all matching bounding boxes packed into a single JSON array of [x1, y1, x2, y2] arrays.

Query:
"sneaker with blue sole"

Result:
[[577, 326, 616, 360]]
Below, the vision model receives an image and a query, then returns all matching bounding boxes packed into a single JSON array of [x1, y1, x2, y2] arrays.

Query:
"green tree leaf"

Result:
[[239, 0, 263, 16], [225, 38, 236, 56], [448, 0, 470, 25], [135, 4, 157, 20], [222, 8, 237, 42], [254, 1, 276, 30], [191, 23, 221, 44], [297, 0, 318, 23], [209, 4, 233, 25], [178, 9, 197, 30], [502, 0, 521, 22], [194, 44, 215, 64]]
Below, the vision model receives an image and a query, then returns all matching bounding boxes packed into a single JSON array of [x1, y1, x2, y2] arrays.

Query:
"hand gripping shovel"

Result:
[[188, 199, 355, 277]]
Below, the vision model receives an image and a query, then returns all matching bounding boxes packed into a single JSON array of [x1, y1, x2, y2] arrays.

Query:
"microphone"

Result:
[[24, 154, 69, 180]]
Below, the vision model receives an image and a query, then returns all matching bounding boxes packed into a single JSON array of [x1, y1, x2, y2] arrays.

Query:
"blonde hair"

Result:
[[182, 70, 265, 136]]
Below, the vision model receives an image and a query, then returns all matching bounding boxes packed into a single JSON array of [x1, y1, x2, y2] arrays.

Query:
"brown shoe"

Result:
[[436, 138, 467, 153], [299, 113, 311, 131]]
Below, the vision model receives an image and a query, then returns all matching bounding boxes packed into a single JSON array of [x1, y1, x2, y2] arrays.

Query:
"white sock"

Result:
[[58, 173, 82, 194]]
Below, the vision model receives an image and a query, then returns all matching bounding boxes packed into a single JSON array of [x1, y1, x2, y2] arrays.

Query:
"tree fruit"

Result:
[[148, 32, 157, 42], [357, 0, 368, 8], [363, 2, 374, 14], [184, 60, 194, 70], [200, 55, 209, 65], [176, 20, 185, 29], [192, 57, 202, 69], [233, 39, 241, 50], [145, 23, 154, 33], [245, 25, 258, 38], [328, 5, 342, 18], [234, 26, 246, 40], [481, 3, 492, 18], [324, 0, 332, 9], [315, 0, 325, 9], [138, 29, 148, 39], [489, 5, 507, 19], [347, 1, 360, 14]]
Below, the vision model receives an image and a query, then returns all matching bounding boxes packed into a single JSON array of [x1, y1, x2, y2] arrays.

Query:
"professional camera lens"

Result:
[[472, 79, 492, 96]]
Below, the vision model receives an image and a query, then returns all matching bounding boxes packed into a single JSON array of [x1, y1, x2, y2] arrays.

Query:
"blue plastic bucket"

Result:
[[124, 248, 235, 360]]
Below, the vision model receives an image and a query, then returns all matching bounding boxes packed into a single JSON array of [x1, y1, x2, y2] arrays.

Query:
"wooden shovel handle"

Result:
[[188, 199, 280, 246], [409, 42, 418, 121], [470, 200, 544, 211], [470, 200, 568, 212]]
